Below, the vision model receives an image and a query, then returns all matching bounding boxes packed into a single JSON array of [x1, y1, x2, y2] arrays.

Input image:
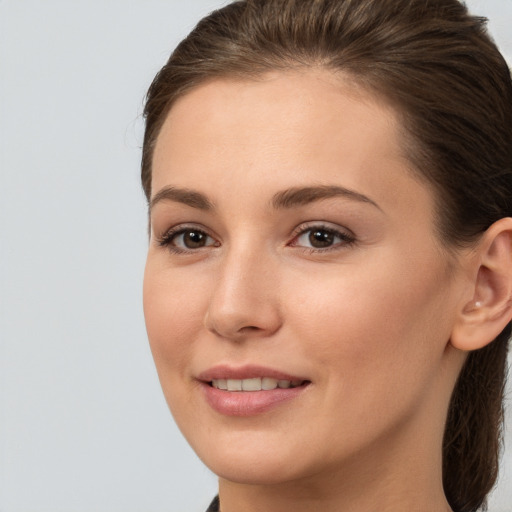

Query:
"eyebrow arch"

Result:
[[150, 186, 214, 212], [272, 185, 382, 211]]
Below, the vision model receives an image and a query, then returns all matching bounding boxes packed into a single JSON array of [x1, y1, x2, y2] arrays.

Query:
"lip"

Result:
[[197, 364, 308, 382], [197, 364, 311, 417]]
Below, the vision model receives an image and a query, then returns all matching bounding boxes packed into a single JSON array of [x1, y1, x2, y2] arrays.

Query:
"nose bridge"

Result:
[[205, 237, 281, 339]]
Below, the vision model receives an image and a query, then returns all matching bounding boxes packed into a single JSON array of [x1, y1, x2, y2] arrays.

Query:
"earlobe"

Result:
[[451, 217, 512, 352]]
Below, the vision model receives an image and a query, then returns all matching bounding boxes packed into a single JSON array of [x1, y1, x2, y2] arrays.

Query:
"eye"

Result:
[[158, 227, 218, 252], [291, 225, 355, 250], [174, 229, 214, 249]]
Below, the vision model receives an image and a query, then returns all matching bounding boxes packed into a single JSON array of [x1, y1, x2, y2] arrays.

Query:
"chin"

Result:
[[208, 457, 307, 486], [190, 429, 330, 486], [186, 432, 298, 482]]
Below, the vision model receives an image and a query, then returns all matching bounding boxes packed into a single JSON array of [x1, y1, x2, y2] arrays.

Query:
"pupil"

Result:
[[184, 231, 206, 248], [309, 229, 334, 248]]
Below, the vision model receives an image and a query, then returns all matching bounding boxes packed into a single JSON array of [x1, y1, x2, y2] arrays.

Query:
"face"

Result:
[[143, 70, 464, 486]]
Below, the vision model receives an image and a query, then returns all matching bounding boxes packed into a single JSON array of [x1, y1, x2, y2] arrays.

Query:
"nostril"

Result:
[[204, 300, 282, 340]]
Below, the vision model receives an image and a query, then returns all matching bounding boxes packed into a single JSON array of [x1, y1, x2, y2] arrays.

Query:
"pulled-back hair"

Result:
[[141, 1, 512, 510]]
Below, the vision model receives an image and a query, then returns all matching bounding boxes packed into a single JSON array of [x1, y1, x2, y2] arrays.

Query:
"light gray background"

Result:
[[1, 1, 511, 511]]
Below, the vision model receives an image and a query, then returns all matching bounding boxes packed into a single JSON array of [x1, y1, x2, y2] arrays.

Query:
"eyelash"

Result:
[[156, 225, 217, 254], [289, 223, 356, 253], [156, 223, 356, 254]]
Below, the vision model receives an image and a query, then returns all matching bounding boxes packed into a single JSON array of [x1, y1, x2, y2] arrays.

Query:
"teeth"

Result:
[[242, 378, 262, 391], [227, 379, 242, 391], [211, 378, 304, 391], [262, 377, 278, 390], [216, 379, 227, 390]]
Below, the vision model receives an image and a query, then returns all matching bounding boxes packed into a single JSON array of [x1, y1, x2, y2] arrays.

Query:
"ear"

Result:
[[450, 217, 512, 352]]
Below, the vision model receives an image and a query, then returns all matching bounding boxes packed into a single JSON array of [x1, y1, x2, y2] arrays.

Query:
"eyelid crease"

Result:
[[155, 222, 357, 255], [155, 224, 216, 247], [290, 220, 356, 238], [287, 222, 357, 252]]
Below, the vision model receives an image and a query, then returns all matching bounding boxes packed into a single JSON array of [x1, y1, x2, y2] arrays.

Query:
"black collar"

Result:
[[206, 495, 219, 512]]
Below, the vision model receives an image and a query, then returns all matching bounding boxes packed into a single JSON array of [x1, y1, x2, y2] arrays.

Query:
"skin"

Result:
[[143, 69, 471, 512]]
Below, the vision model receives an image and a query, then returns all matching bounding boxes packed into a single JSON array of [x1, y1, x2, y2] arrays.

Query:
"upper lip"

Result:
[[197, 364, 309, 382]]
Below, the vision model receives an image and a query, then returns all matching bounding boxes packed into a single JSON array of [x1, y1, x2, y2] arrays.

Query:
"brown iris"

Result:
[[182, 230, 208, 248], [309, 229, 335, 248]]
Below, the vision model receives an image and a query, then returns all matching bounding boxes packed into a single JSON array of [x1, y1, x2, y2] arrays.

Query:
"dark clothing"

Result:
[[206, 496, 220, 512]]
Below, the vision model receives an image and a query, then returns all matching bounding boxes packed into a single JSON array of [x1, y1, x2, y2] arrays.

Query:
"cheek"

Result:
[[143, 260, 208, 380], [279, 253, 455, 452], [287, 250, 453, 387]]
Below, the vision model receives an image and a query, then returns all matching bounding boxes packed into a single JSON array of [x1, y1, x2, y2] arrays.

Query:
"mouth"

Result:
[[209, 377, 307, 391], [197, 365, 311, 416]]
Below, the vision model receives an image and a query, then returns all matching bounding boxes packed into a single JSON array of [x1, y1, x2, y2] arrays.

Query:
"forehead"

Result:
[[151, 69, 433, 222], [155, 69, 402, 160]]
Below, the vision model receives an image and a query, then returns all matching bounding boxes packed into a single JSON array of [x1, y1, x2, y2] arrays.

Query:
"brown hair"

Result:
[[141, 1, 512, 510]]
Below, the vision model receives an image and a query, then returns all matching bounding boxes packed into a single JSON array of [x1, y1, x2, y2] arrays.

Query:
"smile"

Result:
[[211, 377, 305, 391], [198, 366, 311, 416]]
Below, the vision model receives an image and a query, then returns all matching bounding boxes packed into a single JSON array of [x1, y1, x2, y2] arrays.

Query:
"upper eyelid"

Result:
[[288, 223, 357, 249], [156, 223, 216, 240], [156, 226, 219, 252], [291, 221, 355, 237], [155, 221, 355, 247]]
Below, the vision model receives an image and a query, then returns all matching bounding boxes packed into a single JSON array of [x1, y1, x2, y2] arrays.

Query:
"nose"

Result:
[[204, 247, 282, 341]]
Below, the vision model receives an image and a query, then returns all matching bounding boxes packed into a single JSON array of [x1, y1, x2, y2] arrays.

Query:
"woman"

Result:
[[141, 1, 512, 511]]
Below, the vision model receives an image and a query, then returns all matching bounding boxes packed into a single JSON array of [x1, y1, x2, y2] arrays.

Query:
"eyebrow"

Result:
[[149, 184, 381, 213], [272, 185, 381, 211], [150, 186, 214, 212]]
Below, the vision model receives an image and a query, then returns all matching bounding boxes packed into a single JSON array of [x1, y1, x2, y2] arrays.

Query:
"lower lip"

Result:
[[200, 382, 309, 417]]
